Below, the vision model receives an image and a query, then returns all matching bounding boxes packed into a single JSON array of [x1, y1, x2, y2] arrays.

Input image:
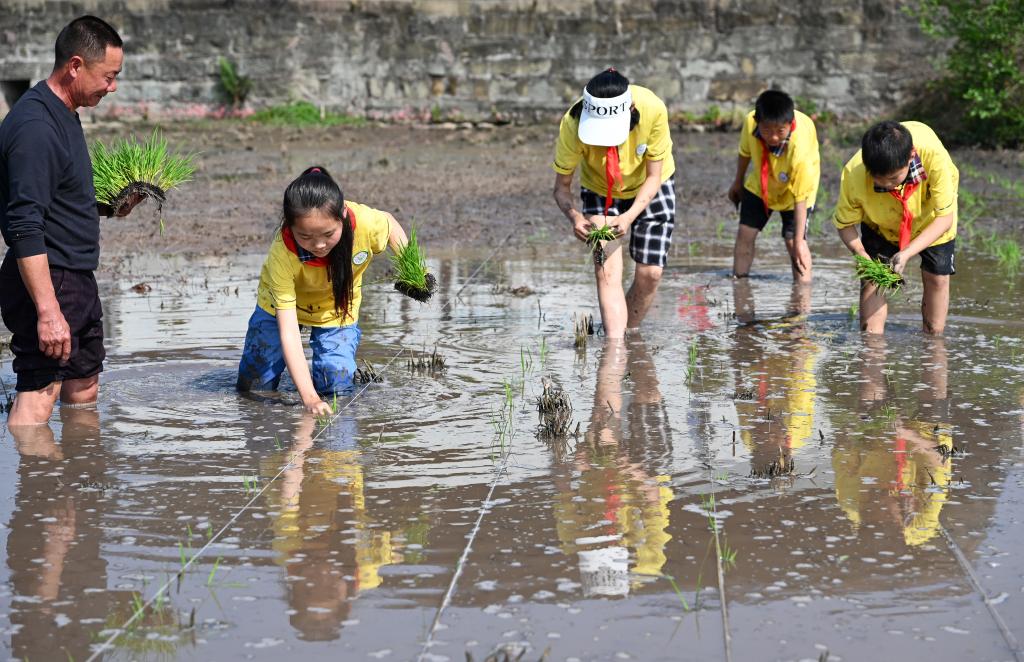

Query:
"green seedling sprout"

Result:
[[854, 255, 903, 296], [391, 226, 436, 302], [207, 556, 223, 587], [586, 224, 617, 266], [91, 129, 197, 223]]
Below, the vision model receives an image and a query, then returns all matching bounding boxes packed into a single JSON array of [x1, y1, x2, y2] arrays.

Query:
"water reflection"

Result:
[[262, 414, 397, 641], [6, 407, 112, 660], [553, 337, 673, 597], [832, 336, 954, 546]]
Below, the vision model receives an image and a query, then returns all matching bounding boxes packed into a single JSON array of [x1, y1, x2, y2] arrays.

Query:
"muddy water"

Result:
[[0, 245, 1022, 662]]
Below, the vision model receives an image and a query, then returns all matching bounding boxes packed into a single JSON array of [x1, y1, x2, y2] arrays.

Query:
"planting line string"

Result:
[[91, 229, 515, 660], [87, 347, 409, 662], [417, 452, 512, 661], [709, 472, 734, 662], [938, 524, 1023, 662]]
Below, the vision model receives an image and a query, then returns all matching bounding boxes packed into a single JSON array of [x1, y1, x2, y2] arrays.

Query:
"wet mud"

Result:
[[0, 123, 1023, 661]]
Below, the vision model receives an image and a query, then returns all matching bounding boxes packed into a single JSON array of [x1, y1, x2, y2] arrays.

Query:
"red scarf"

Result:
[[890, 183, 920, 250], [604, 146, 622, 215], [280, 206, 356, 267], [757, 119, 797, 215]]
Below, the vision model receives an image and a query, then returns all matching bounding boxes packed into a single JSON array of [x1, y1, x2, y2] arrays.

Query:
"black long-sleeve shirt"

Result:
[[0, 81, 100, 271]]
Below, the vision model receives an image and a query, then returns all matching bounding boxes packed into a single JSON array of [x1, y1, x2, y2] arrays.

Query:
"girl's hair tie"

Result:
[[310, 167, 322, 174]]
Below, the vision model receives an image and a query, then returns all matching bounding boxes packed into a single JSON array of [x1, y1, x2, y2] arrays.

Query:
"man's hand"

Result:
[[37, 309, 71, 362], [727, 181, 743, 208], [791, 238, 812, 275]]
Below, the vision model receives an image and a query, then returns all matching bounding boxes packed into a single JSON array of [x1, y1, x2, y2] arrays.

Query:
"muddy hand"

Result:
[[305, 397, 334, 417], [573, 215, 593, 242], [115, 191, 147, 217], [888, 251, 908, 275]]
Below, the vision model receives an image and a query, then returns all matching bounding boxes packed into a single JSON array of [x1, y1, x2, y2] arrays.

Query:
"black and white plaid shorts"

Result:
[[580, 177, 676, 267]]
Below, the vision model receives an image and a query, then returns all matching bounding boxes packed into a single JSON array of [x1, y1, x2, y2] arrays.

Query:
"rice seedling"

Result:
[[407, 345, 447, 375], [207, 556, 223, 587], [749, 447, 795, 479], [354, 359, 384, 384], [520, 346, 534, 378], [91, 129, 197, 222], [537, 337, 550, 368], [994, 237, 1021, 279], [391, 226, 436, 302], [573, 313, 594, 350], [536, 377, 575, 442], [686, 340, 699, 383], [586, 224, 617, 266], [854, 255, 903, 296]]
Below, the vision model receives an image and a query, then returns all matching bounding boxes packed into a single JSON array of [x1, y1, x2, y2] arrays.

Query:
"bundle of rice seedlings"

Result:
[[586, 224, 617, 266], [391, 226, 437, 302], [91, 129, 197, 218], [854, 255, 903, 296]]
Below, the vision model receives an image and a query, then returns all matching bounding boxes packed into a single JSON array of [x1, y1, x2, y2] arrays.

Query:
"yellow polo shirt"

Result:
[[833, 121, 958, 246], [552, 85, 675, 198], [256, 201, 391, 327], [739, 109, 820, 210]]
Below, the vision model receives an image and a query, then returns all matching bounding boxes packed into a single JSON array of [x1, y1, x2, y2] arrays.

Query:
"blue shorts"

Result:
[[236, 307, 362, 396]]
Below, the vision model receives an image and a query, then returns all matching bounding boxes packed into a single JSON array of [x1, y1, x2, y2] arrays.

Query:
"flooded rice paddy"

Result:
[[1, 244, 1023, 662]]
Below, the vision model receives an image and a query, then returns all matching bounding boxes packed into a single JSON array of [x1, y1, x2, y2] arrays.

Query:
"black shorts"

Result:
[[580, 178, 676, 267], [861, 223, 956, 276], [738, 188, 812, 239], [0, 259, 105, 392]]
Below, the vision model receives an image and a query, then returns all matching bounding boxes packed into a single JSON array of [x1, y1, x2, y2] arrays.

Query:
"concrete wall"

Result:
[[0, 0, 939, 121]]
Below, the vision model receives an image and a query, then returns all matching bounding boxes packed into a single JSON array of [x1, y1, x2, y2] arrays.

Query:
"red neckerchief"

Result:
[[280, 206, 357, 267], [756, 119, 797, 215], [892, 183, 920, 251], [604, 146, 622, 215]]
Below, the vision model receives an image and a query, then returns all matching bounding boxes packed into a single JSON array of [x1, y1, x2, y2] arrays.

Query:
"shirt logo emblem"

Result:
[[778, 172, 789, 182], [353, 250, 369, 265], [636, 143, 648, 156]]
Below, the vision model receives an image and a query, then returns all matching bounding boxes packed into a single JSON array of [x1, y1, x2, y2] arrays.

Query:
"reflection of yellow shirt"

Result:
[[738, 109, 820, 210], [552, 85, 675, 198], [737, 342, 818, 451], [833, 121, 958, 247], [255, 201, 391, 327], [833, 423, 952, 546], [269, 450, 394, 591], [554, 462, 673, 584]]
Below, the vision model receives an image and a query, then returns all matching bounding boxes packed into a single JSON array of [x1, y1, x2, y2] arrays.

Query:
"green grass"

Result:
[[390, 226, 430, 290], [854, 255, 903, 296], [217, 57, 251, 108], [91, 129, 197, 206], [250, 100, 365, 126]]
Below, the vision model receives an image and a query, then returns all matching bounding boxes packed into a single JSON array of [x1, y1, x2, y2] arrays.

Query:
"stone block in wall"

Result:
[[709, 77, 767, 105]]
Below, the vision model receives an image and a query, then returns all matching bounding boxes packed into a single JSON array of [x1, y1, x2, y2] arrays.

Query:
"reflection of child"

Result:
[[833, 121, 958, 334], [236, 167, 416, 415], [728, 90, 820, 282]]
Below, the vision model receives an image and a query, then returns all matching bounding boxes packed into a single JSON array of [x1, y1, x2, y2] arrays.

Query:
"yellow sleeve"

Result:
[[264, 241, 298, 310], [832, 163, 864, 229], [353, 203, 391, 254], [738, 122, 753, 158], [924, 147, 957, 216], [644, 98, 672, 162], [552, 111, 583, 175], [789, 129, 820, 203]]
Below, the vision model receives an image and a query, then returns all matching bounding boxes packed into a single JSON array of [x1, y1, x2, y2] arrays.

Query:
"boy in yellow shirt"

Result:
[[833, 121, 958, 334], [552, 68, 675, 339], [728, 90, 820, 283]]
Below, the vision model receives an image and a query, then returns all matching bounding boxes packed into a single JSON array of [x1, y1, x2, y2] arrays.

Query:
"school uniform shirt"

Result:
[[256, 201, 390, 327], [552, 85, 675, 199], [833, 121, 958, 247], [739, 109, 820, 211]]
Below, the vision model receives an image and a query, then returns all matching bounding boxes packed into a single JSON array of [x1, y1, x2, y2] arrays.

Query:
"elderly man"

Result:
[[1, 16, 139, 427]]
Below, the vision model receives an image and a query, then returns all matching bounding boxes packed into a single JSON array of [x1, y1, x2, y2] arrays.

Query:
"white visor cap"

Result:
[[577, 87, 632, 147]]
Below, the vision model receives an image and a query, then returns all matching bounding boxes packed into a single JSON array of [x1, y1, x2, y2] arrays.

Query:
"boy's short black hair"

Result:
[[54, 15, 122, 69], [753, 90, 795, 125], [861, 121, 914, 175]]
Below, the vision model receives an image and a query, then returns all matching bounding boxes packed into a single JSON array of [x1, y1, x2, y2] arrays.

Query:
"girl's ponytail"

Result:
[[282, 166, 355, 317]]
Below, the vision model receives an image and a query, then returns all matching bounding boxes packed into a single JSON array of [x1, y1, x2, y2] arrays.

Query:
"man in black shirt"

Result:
[[0, 16, 140, 427]]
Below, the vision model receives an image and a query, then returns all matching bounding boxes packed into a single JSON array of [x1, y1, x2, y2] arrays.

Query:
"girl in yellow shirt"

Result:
[[236, 166, 416, 415]]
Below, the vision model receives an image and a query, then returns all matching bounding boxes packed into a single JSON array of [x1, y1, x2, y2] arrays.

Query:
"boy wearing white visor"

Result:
[[553, 68, 676, 339]]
